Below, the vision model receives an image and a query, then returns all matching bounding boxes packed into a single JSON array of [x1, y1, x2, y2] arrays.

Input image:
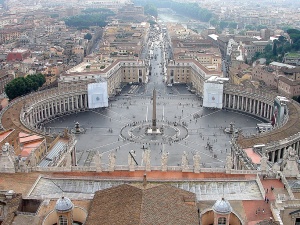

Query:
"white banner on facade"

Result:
[[203, 76, 227, 109], [88, 82, 108, 109]]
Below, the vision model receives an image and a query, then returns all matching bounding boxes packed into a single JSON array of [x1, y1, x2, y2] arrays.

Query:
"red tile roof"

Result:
[[245, 148, 262, 164], [86, 184, 198, 225]]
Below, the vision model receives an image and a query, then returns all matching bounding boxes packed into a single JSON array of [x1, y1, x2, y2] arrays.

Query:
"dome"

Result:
[[212, 198, 232, 214], [55, 196, 74, 213]]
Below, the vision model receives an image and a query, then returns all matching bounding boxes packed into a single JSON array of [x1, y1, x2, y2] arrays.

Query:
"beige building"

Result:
[[166, 59, 222, 95], [252, 65, 277, 88], [0, 29, 21, 44], [278, 76, 300, 97], [0, 71, 14, 95], [17, 132, 47, 164], [244, 41, 271, 60], [229, 67, 252, 85], [59, 58, 147, 97]]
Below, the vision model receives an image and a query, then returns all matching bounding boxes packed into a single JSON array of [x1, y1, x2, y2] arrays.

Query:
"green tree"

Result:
[[64, 8, 114, 28], [209, 18, 219, 27], [219, 21, 229, 29], [5, 74, 46, 100], [84, 33, 92, 40], [245, 24, 255, 30], [144, 4, 158, 18], [273, 41, 277, 56]]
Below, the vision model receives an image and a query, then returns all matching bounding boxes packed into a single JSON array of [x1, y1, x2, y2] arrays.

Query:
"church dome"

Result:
[[212, 198, 232, 214], [55, 196, 74, 213]]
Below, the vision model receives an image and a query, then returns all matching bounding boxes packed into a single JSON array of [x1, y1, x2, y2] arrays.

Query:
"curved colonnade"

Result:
[[223, 84, 300, 170], [20, 85, 88, 134], [1, 83, 300, 170], [223, 84, 275, 121]]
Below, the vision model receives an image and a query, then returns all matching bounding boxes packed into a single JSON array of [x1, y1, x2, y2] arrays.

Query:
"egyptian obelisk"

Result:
[[152, 88, 157, 131]]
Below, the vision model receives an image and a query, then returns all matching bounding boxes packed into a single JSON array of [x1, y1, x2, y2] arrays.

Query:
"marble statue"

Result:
[[181, 151, 189, 172], [144, 149, 151, 171], [108, 151, 116, 171], [128, 150, 136, 171], [226, 155, 233, 172], [282, 147, 299, 177], [94, 152, 102, 172], [161, 151, 168, 171], [193, 152, 201, 173]]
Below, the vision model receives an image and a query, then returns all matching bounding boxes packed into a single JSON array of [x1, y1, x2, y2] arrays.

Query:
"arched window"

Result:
[[59, 215, 68, 225], [218, 217, 226, 225]]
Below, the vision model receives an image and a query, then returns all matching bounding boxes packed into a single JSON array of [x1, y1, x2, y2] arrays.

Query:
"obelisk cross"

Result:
[[152, 88, 157, 131]]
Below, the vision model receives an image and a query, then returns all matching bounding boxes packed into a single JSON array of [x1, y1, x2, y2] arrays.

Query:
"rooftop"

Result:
[[270, 62, 295, 69], [245, 148, 262, 164], [86, 184, 198, 225]]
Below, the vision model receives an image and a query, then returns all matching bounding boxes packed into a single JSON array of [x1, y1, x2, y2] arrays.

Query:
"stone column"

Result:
[[76, 96, 79, 109], [44, 105, 47, 119], [249, 99, 252, 113], [80, 95, 83, 108], [67, 97, 70, 111], [233, 95, 236, 109], [57, 100, 60, 113], [38, 107, 41, 121], [292, 143, 296, 151], [41, 106, 44, 120], [60, 99, 63, 113], [85, 94, 88, 108], [29, 113, 33, 126], [34, 109, 37, 123], [255, 100, 258, 115], [224, 94, 227, 107], [278, 149, 282, 162], [241, 96, 244, 110], [271, 151, 275, 163]]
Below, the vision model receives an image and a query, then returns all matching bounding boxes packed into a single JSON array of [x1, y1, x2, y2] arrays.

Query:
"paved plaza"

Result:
[[44, 89, 265, 168], [44, 39, 266, 168]]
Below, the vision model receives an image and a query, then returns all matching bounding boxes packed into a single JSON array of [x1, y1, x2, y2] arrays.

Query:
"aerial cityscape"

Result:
[[1, 0, 300, 224]]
